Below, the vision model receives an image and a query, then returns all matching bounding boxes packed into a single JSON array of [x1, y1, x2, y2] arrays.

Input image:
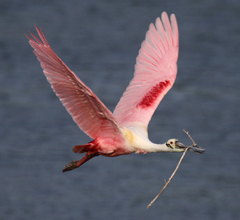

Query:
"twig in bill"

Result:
[[147, 129, 197, 209], [183, 129, 196, 145], [147, 147, 189, 208]]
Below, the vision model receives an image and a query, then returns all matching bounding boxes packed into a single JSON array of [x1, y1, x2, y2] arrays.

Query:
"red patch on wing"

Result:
[[137, 80, 170, 109]]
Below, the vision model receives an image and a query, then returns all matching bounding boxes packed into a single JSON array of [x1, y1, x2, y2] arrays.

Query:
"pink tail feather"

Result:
[[72, 142, 93, 153]]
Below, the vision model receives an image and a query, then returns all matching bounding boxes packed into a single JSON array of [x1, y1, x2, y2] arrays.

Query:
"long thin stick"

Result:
[[147, 146, 189, 208], [147, 129, 196, 209], [183, 129, 196, 145]]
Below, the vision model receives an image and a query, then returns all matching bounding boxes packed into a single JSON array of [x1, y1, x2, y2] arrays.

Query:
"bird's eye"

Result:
[[170, 141, 173, 145]]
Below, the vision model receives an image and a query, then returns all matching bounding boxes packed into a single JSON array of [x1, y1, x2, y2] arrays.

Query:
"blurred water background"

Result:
[[1, 0, 240, 219]]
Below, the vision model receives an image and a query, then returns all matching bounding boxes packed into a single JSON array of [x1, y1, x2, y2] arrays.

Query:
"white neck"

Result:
[[123, 126, 173, 153], [145, 142, 173, 153]]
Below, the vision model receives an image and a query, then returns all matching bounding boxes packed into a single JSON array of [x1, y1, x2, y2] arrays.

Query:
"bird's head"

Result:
[[166, 138, 205, 154]]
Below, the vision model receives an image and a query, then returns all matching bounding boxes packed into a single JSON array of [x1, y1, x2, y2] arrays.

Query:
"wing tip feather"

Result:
[[26, 25, 49, 47]]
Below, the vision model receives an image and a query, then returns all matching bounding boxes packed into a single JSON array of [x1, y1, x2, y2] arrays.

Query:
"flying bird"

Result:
[[27, 12, 205, 172]]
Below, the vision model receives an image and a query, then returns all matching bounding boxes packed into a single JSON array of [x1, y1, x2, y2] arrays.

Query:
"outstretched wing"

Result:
[[27, 27, 121, 139], [113, 12, 179, 128]]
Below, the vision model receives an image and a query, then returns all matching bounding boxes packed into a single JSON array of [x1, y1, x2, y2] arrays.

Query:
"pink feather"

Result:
[[113, 12, 179, 127], [27, 26, 122, 140]]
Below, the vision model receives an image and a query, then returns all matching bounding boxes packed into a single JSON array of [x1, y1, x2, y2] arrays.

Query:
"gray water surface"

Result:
[[1, 1, 240, 219]]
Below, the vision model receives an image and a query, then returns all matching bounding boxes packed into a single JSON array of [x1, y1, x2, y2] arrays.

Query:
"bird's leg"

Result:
[[62, 153, 99, 172]]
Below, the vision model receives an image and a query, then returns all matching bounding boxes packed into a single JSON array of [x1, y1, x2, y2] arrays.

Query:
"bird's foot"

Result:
[[62, 160, 79, 172]]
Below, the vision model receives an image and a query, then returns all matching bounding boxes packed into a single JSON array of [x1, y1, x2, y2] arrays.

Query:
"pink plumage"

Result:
[[26, 12, 202, 173], [27, 27, 121, 140], [113, 13, 178, 128]]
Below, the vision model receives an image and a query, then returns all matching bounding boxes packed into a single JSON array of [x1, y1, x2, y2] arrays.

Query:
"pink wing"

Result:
[[113, 12, 179, 128], [27, 27, 122, 139]]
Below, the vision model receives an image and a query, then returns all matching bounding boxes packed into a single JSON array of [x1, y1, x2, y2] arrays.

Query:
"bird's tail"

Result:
[[72, 142, 94, 153]]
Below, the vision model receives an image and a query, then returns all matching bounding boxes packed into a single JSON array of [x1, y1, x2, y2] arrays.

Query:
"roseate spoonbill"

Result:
[[27, 12, 205, 172]]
